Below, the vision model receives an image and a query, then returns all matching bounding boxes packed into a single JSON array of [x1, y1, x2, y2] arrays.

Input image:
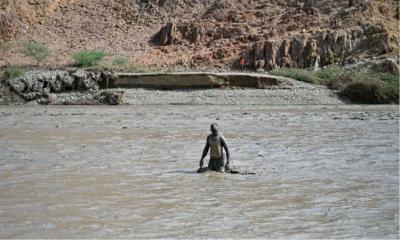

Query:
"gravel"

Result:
[[121, 80, 345, 105]]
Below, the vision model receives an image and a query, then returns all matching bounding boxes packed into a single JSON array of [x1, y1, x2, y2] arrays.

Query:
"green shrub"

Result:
[[376, 81, 399, 103], [21, 40, 50, 66], [270, 68, 321, 84], [3, 67, 24, 80], [72, 50, 106, 67], [341, 80, 399, 104], [315, 66, 345, 83], [325, 74, 353, 90], [270, 66, 399, 104], [373, 72, 398, 83], [112, 57, 128, 66]]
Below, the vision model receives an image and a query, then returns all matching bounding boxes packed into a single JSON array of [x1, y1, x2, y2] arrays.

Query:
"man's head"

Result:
[[210, 123, 219, 135]]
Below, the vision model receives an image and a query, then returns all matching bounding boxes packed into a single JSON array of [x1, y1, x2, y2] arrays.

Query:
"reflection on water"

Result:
[[0, 105, 398, 238]]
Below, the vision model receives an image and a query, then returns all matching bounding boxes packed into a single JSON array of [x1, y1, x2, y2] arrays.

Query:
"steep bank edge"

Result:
[[112, 72, 286, 89]]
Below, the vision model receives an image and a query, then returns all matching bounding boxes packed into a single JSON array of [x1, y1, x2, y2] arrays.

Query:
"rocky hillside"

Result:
[[0, 0, 398, 70]]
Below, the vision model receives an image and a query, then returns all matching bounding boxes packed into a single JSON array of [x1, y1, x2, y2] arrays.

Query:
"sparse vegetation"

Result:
[[341, 80, 399, 104], [0, 41, 8, 54], [21, 40, 50, 66], [0, 42, 10, 65], [112, 57, 128, 67], [270, 67, 322, 84], [72, 50, 106, 67], [127, 64, 163, 73], [271, 66, 399, 104], [3, 67, 25, 80]]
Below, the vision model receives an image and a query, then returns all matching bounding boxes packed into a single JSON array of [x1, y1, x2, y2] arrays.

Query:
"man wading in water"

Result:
[[198, 123, 231, 173]]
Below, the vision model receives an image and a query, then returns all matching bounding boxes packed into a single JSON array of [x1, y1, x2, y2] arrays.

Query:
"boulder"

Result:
[[73, 69, 99, 91], [254, 60, 265, 71], [49, 75, 63, 92], [8, 78, 26, 92], [152, 22, 176, 46], [363, 58, 400, 76], [178, 23, 204, 43], [98, 90, 124, 105], [374, 59, 400, 76], [60, 74, 75, 90]]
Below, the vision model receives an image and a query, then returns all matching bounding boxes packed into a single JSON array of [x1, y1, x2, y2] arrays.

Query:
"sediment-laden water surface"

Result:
[[0, 105, 398, 238]]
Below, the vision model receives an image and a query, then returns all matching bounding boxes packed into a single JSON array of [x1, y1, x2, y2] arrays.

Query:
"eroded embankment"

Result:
[[112, 72, 282, 89], [0, 69, 344, 105]]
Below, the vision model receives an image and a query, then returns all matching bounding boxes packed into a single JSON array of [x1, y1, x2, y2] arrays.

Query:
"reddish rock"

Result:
[[152, 22, 177, 46], [249, 23, 391, 70]]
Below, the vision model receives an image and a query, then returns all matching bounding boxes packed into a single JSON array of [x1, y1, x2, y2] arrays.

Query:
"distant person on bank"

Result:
[[239, 57, 245, 71]]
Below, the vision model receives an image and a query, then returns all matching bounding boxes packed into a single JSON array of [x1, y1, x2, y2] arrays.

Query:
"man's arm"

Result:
[[221, 136, 230, 169], [199, 137, 209, 168]]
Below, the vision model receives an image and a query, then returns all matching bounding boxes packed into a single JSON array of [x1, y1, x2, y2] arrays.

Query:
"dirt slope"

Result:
[[0, 0, 398, 70]]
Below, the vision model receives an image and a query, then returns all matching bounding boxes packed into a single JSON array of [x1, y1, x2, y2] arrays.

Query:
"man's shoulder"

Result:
[[219, 134, 226, 141]]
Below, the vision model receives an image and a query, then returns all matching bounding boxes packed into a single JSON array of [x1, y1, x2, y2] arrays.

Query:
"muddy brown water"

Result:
[[0, 105, 398, 238]]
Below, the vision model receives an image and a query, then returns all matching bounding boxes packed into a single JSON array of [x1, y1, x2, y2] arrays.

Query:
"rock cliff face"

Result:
[[0, 0, 398, 69], [250, 23, 391, 70]]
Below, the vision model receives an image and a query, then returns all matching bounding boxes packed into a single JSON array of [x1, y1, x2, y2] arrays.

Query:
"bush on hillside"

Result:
[[72, 50, 106, 67], [21, 40, 50, 66], [112, 57, 128, 67]]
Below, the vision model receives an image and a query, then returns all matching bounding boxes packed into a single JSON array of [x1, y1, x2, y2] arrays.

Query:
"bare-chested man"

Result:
[[199, 123, 230, 172]]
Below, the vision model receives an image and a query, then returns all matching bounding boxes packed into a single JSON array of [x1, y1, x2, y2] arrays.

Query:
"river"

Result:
[[0, 105, 398, 238]]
